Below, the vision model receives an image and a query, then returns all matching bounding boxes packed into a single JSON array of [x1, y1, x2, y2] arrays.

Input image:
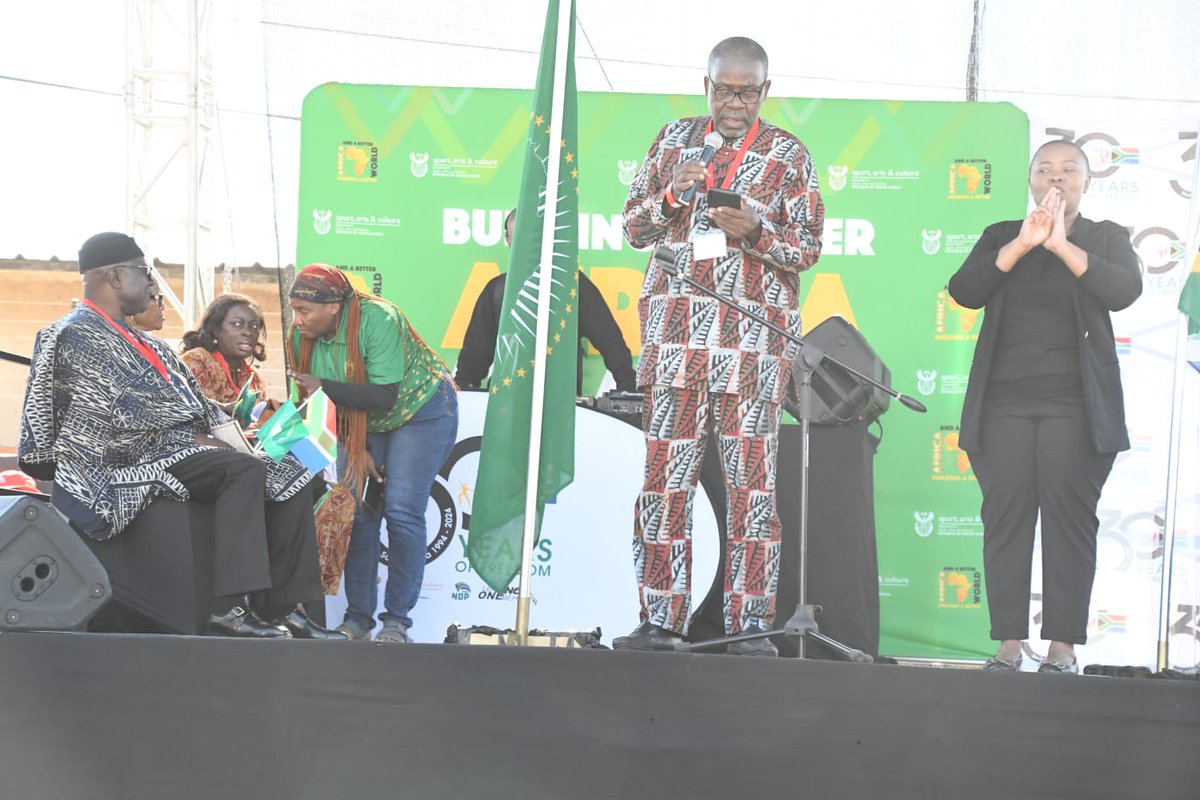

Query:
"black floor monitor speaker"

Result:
[[0, 496, 111, 631], [796, 315, 892, 426]]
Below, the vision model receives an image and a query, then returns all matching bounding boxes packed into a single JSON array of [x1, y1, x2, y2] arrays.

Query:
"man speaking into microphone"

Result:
[[613, 36, 825, 655]]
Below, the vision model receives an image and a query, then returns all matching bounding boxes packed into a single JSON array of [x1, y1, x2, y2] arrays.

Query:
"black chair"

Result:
[[71, 496, 216, 635]]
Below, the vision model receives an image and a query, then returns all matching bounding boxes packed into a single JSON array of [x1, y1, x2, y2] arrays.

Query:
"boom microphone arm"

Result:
[[651, 246, 927, 414]]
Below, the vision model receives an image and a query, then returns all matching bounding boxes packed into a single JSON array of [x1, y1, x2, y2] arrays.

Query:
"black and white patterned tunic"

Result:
[[18, 306, 313, 540]]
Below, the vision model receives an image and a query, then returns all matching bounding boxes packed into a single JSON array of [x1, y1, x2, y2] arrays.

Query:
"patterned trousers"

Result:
[[634, 383, 783, 635]]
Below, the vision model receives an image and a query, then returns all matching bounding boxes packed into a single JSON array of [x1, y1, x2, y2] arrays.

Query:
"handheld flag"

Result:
[[232, 376, 261, 428], [255, 400, 307, 461], [467, 0, 579, 593], [290, 389, 339, 474]]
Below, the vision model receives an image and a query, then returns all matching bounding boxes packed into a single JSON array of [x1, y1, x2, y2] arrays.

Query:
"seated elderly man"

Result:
[[18, 232, 343, 639]]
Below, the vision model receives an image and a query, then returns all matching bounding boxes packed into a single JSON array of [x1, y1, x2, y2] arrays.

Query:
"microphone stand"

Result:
[[651, 247, 927, 661], [0, 351, 32, 367]]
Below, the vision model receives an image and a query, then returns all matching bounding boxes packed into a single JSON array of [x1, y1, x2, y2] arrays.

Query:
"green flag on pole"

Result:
[[1178, 269, 1200, 336], [1180, 255, 1200, 373], [467, 0, 579, 594]]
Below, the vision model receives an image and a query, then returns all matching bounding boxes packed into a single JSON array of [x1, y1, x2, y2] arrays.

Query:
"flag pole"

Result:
[[514, 0, 573, 645], [1155, 140, 1200, 671]]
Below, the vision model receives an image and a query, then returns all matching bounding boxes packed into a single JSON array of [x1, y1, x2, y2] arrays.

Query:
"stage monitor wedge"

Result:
[[0, 496, 111, 631], [792, 315, 892, 427]]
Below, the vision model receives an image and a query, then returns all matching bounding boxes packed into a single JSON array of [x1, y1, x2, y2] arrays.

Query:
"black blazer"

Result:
[[947, 216, 1142, 455]]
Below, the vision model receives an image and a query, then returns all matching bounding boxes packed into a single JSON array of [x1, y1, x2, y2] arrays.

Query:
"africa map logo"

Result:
[[947, 159, 992, 200], [938, 566, 982, 608], [338, 141, 379, 182]]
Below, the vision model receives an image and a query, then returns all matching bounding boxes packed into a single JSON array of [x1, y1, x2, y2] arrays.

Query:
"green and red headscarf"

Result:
[[289, 263, 354, 305]]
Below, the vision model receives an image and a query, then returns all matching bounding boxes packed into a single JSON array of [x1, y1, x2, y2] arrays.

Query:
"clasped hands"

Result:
[[669, 161, 761, 241], [1018, 186, 1070, 256]]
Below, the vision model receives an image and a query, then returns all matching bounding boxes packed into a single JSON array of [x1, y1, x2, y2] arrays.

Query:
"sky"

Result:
[[0, 0, 1197, 266]]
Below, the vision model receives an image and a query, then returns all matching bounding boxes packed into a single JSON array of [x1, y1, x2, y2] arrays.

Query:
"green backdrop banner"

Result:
[[297, 84, 1028, 659]]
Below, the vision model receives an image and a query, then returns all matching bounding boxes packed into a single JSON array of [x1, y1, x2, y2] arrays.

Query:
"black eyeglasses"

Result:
[[150, 293, 164, 308], [116, 263, 154, 281], [708, 79, 767, 105]]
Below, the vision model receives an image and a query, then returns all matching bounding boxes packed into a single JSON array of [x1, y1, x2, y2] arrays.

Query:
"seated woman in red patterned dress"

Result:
[[181, 294, 272, 411], [181, 293, 358, 598]]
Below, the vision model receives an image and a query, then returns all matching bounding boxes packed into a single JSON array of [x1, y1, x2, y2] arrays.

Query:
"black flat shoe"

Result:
[[1037, 657, 1079, 674], [726, 637, 778, 657], [274, 608, 350, 640], [612, 621, 683, 652], [207, 606, 292, 639], [983, 654, 1022, 672]]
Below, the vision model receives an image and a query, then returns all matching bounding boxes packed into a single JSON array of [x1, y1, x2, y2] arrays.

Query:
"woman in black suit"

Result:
[[948, 140, 1141, 673]]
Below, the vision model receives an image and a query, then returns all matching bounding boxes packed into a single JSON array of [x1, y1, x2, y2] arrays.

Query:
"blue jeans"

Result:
[[342, 380, 458, 631]]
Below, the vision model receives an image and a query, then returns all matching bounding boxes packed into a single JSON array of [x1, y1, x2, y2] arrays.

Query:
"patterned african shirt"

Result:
[[623, 115, 825, 401], [291, 296, 450, 433], [19, 306, 312, 540]]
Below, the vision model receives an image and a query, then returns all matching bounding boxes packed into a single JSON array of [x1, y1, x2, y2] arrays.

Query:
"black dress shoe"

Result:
[[207, 606, 292, 639], [274, 608, 351, 640], [726, 632, 779, 657], [612, 621, 683, 652]]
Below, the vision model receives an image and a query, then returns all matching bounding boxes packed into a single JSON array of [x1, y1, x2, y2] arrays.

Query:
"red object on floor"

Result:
[[0, 469, 42, 495]]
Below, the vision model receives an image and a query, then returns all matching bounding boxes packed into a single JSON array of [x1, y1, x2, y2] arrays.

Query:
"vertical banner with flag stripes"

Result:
[[467, 0, 579, 594]]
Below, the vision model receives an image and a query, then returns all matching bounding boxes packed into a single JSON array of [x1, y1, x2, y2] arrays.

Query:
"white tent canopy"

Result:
[[0, 0, 1196, 266]]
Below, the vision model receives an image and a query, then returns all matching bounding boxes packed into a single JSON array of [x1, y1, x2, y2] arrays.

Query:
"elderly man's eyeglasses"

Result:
[[117, 263, 154, 280], [708, 80, 767, 105]]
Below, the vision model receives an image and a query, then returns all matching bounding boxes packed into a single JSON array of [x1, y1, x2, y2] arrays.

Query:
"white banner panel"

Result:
[[326, 392, 722, 645]]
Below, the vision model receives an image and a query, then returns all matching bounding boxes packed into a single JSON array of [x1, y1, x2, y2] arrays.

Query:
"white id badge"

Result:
[[691, 230, 728, 261]]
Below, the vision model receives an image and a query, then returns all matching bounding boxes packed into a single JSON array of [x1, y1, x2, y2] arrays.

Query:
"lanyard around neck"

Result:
[[82, 299, 169, 381], [703, 117, 760, 192], [212, 350, 244, 390]]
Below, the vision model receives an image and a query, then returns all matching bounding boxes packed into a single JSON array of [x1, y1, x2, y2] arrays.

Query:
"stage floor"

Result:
[[1, 631, 1197, 799]]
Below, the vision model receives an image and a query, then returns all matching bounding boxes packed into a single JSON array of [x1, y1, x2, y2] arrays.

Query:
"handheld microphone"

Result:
[[678, 132, 724, 204]]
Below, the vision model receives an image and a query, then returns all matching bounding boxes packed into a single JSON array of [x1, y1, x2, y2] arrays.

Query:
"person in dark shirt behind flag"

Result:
[[455, 208, 637, 394]]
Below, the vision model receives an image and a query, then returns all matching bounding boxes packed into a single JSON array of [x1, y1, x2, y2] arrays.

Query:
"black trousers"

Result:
[[969, 411, 1115, 644], [167, 449, 322, 612]]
